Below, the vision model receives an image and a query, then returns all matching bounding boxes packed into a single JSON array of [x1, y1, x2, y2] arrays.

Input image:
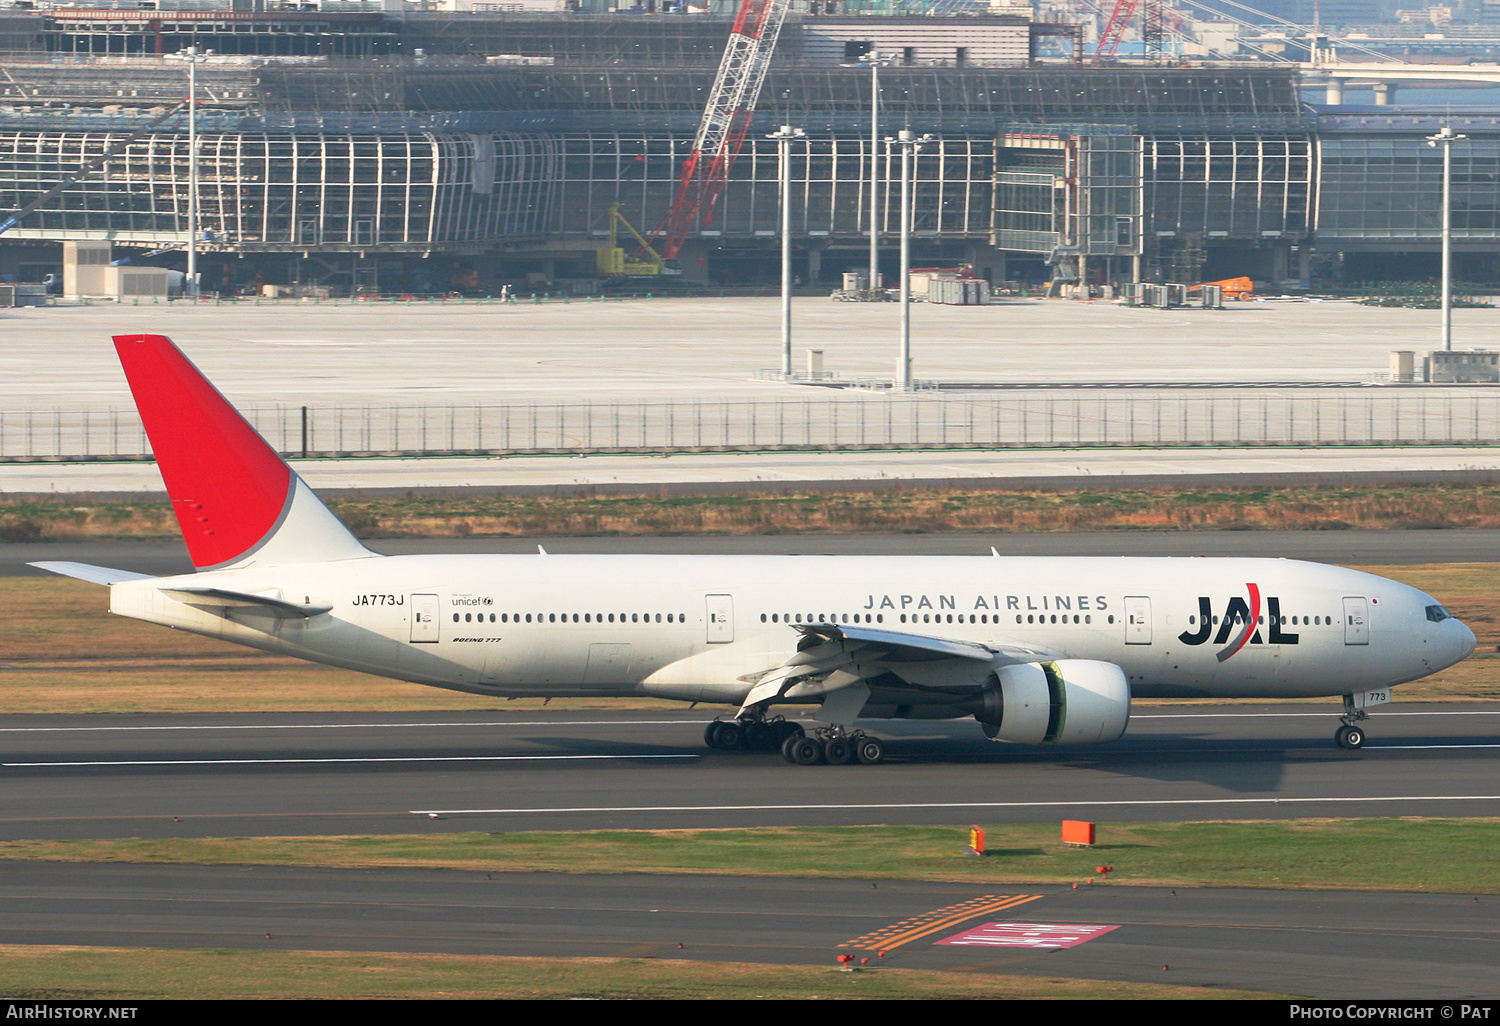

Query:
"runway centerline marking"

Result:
[[2, 754, 699, 768], [411, 794, 1500, 816]]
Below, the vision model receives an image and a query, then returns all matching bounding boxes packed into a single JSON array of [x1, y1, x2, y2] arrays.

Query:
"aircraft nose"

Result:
[[1439, 618, 1477, 670]]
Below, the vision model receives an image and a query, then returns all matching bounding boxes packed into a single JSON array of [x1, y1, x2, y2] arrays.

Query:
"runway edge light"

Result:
[[1062, 820, 1096, 847]]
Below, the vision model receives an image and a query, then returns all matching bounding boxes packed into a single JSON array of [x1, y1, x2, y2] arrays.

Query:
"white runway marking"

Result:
[[2, 754, 698, 768], [1374, 744, 1500, 750], [412, 794, 1500, 816]]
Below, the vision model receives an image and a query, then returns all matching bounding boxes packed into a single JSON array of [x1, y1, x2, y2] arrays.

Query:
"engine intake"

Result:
[[970, 660, 1130, 745]]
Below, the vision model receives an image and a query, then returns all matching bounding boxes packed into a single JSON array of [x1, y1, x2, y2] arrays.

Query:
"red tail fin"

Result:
[[114, 334, 369, 570]]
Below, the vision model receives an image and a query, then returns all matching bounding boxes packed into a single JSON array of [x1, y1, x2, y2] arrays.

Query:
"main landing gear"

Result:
[[703, 716, 801, 754], [703, 717, 885, 765], [1336, 694, 1368, 750], [782, 728, 884, 766]]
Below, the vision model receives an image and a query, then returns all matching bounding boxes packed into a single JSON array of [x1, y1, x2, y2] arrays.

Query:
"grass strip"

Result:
[[8, 482, 1500, 541], [0, 947, 1275, 1000], [4, 820, 1498, 894]]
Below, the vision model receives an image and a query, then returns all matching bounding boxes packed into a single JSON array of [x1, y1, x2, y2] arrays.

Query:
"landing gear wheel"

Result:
[[855, 736, 885, 765], [790, 736, 825, 766], [1336, 725, 1365, 750], [781, 734, 801, 763], [772, 720, 803, 746], [744, 721, 776, 752], [709, 721, 745, 751], [824, 738, 854, 765], [704, 722, 724, 749]]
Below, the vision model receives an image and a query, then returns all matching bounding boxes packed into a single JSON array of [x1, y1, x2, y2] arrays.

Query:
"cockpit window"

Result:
[[1426, 605, 1451, 623]]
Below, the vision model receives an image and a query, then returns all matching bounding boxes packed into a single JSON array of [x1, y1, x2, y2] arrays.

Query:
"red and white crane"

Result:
[[1095, 0, 1165, 62], [645, 0, 791, 261]]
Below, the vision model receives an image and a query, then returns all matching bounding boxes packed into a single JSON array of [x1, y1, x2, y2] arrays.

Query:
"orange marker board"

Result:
[[1062, 820, 1095, 846]]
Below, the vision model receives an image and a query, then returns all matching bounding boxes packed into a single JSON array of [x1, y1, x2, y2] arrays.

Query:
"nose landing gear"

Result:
[[1336, 694, 1369, 749]]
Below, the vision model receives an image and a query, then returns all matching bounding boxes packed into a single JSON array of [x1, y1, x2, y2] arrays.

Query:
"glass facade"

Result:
[[991, 169, 1060, 254], [552, 131, 995, 241], [1078, 133, 1141, 255], [1318, 135, 1500, 245], [0, 130, 557, 248], [1144, 134, 1312, 238]]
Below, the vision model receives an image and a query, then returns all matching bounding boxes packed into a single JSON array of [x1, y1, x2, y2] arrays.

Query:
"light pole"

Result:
[[768, 124, 804, 377], [182, 45, 202, 300], [868, 59, 880, 296], [887, 129, 931, 390], [1427, 125, 1467, 352]]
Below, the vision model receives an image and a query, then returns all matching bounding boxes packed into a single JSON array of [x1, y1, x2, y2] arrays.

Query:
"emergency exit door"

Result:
[[1343, 596, 1369, 646], [410, 593, 440, 643], [706, 594, 734, 643], [1124, 596, 1152, 644]]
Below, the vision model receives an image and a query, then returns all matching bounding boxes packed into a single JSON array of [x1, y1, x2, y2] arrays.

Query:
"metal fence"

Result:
[[5, 391, 1500, 462]]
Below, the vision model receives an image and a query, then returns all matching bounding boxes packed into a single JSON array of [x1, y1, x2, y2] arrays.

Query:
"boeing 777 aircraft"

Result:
[[34, 335, 1476, 765]]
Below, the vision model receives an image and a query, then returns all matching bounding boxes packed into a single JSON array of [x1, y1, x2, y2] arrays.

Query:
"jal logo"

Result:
[[1177, 584, 1299, 662]]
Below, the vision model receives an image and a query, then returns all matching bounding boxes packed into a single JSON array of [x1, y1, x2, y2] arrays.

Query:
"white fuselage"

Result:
[[108, 553, 1476, 711]]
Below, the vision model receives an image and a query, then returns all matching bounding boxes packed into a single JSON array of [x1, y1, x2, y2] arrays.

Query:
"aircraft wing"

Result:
[[794, 621, 1051, 664], [737, 621, 1055, 714]]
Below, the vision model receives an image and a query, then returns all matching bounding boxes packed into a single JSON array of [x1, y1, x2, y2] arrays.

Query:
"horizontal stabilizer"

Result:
[[159, 586, 332, 619], [28, 561, 154, 586]]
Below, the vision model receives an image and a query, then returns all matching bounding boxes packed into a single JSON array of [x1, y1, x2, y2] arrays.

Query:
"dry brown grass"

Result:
[[8, 482, 1500, 540]]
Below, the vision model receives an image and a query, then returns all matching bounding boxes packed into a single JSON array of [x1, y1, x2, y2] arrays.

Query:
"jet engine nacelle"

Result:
[[970, 660, 1131, 745]]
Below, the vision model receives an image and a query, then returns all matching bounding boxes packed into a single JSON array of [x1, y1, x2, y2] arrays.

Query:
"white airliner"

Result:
[[34, 334, 1476, 764]]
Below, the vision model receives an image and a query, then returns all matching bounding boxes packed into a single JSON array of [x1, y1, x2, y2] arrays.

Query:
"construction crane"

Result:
[[1095, 0, 1165, 62], [642, 0, 791, 263]]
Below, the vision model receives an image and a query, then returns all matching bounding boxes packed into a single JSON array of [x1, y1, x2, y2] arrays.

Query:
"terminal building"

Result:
[[1, 5, 1498, 293]]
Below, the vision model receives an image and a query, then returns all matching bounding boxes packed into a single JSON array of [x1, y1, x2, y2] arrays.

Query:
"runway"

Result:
[[2, 705, 1497, 840], [0, 862, 1494, 998]]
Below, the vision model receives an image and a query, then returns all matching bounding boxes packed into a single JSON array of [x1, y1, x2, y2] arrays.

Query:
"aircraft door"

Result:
[[1343, 596, 1369, 646], [706, 594, 734, 643], [1124, 596, 1152, 644], [410, 593, 440, 643]]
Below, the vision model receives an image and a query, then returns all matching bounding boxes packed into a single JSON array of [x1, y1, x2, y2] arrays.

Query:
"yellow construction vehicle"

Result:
[[596, 203, 678, 277]]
